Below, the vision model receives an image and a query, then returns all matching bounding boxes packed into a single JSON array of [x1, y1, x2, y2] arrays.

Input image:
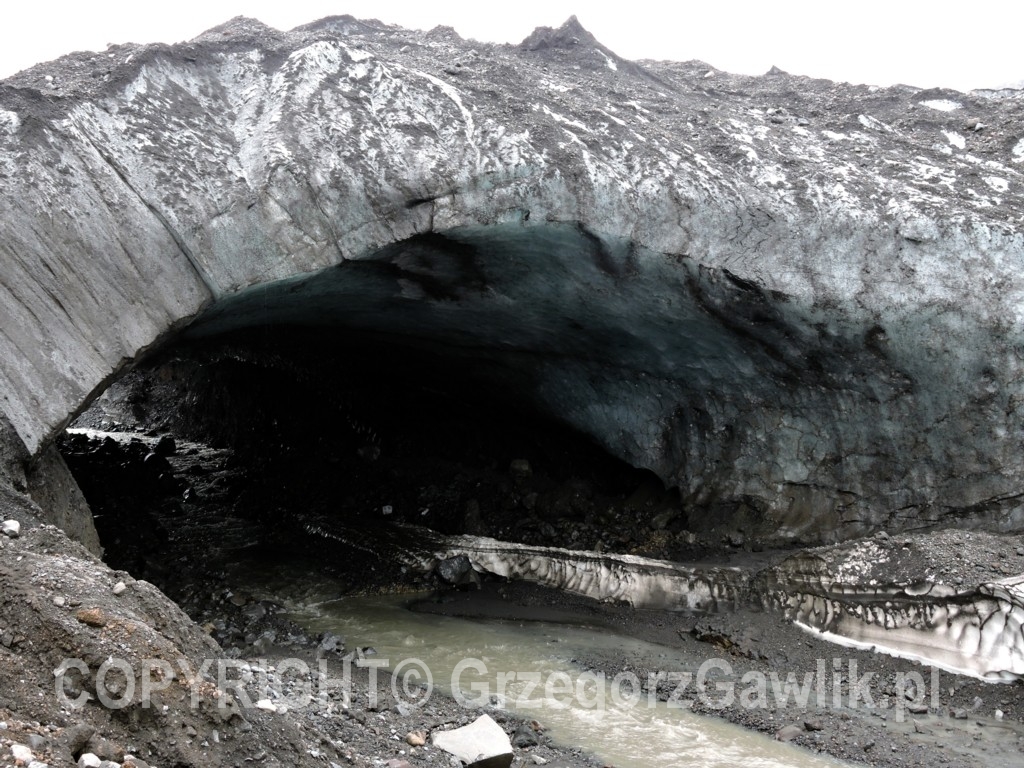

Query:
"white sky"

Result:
[[1, 1, 1021, 92]]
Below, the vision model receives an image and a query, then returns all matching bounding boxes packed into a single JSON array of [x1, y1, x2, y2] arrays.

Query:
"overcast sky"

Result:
[[2, 1, 1021, 92]]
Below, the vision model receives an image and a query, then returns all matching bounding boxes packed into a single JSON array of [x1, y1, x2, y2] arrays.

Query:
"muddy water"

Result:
[[237, 564, 845, 768]]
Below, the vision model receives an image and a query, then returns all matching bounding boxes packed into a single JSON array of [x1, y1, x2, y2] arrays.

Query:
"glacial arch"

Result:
[[3, 16, 1024, 543]]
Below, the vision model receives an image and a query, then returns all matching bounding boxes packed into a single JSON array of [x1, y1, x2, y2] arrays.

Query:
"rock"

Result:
[[405, 730, 427, 747], [26, 735, 48, 752], [85, 737, 123, 763], [317, 632, 345, 657], [154, 435, 177, 456], [53, 596, 66, 607], [531, 757, 548, 766], [509, 459, 532, 479], [803, 719, 824, 732], [436, 554, 474, 585], [432, 714, 514, 768], [650, 510, 677, 531], [255, 699, 277, 713], [77, 758, 101, 768], [386, 761, 414, 768], [60, 725, 96, 758], [241, 602, 267, 621], [511, 723, 540, 748], [1, 519, 20, 538], [11, 745, 34, 764], [952, 708, 969, 719], [112, 581, 127, 595], [74, 608, 108, 628], [776, 725, 803, 742], [122, 757, 150, 768]]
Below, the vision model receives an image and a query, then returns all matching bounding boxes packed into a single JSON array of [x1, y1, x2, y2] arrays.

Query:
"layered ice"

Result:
[[760, 555, 1024, 681], [432, 534, 750, 612]]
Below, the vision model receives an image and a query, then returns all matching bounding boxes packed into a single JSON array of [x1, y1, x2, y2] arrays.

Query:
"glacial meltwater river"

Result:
[[235, 562, 846, 768]]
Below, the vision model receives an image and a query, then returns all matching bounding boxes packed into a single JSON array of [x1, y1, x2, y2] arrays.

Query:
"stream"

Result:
[[233, 560, 847, 768]]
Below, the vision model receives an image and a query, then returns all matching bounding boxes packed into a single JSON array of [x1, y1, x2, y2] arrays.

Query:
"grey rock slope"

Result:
[[3, 15, 1024, 542]]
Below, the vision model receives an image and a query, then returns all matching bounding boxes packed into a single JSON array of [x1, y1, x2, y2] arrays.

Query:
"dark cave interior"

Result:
[[58, 325, 700, 601]]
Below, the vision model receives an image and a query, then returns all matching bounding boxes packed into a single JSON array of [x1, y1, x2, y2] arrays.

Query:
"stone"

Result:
[[11, 745, 34, 764], [317, 632, 345, 657], [84, 737, 123, 763], [241, 602, 267, 621], [60, 724, 95, 757], [650, 510, 678, 531], [776, 725, 804, 742], [26, 735, 47, 751], [509, 459, 532, 479], [432, 714, 514, 768], [77, 758, 101, 768], [74, 608, 108, 628], [405, 730, 427, 746], [255, 699, 277, 713], [2, 520, 20, 538], [803, 719, 824, 732], [511, 723, 540, 748], [112, 581, 127, 596], [436, 555, 474, 585], [154, 435, 177, 457]]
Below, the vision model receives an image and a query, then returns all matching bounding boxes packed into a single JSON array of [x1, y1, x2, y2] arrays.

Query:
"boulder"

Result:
[[431, 714, 513, 768]]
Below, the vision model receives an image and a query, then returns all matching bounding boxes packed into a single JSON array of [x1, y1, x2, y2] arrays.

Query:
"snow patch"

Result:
[[538, 104, 590, 133], [598, 108, 626, 127], [411, 69, 479, 167], [0, 110, 19, 134], [599, 51, 618, 72], [985, 176, 1009, 193], [540, 79, 571, 93], [858, 114, 891, 132], [920, 99, 961, 112], [943, 130, 966, 149]]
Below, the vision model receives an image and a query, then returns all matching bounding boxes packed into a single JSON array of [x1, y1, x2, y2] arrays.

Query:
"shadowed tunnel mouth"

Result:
[[53, 222, 931, 581], [58, 321, 697, 593]]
